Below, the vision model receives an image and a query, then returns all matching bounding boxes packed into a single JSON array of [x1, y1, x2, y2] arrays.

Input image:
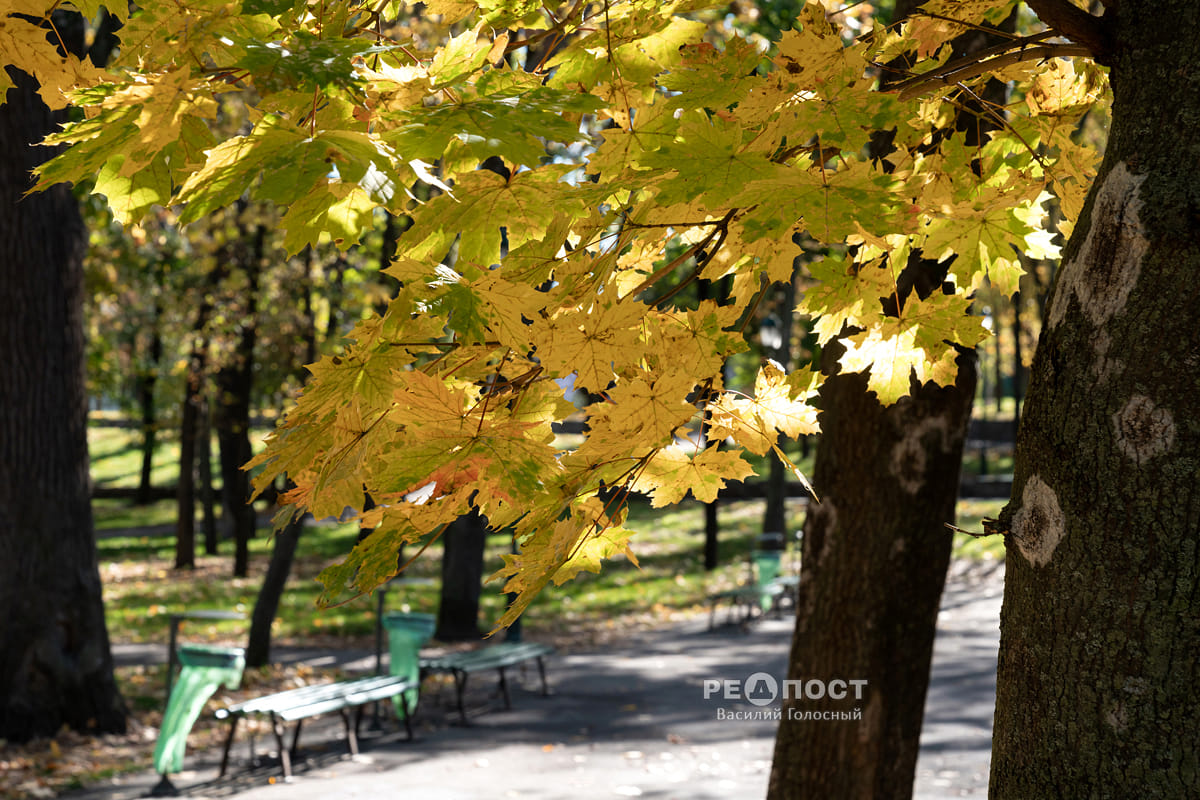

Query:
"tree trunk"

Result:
[[767, 347, 975, 799], [215, 219, 263, 578], [134, 323, 162, 505], [990, 4, 1200, 795], [175, 304, 213, 568], [763, 278, 797, 536], [436, 512, 488, 641], [767, 6, 1011, 792], [244, 512, 305, 667], [199, 397, 219, 555], [0, 72, 126, 741], [703, 501, 720, 571]]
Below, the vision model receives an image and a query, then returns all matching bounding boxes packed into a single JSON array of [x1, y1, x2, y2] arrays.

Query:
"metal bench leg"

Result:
[[290, 718, 304, 759], [219, 716, 240, 777], [453, 670, 470, 725], [536, 657, 550, 697], [397, 693, 414, 740], [497, 667, 512, 710], [269, 713, 293, 780], [340, 709, 359, 757]]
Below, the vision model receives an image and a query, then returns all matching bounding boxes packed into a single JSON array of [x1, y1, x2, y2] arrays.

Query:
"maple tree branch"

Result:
[[892, 42, 1093, 101], [628, 209, 736, 297], [1024, 0, 1115, 64], [651, 221, 731, 309]]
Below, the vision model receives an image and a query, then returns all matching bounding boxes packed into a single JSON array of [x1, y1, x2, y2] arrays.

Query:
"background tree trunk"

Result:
[[134, 321, 162, 505], [436, 512, 488, 641], [0, 72, 126, 741], [767, 347, 975, 799], [215, 219, 263, 578], [762, 278, 797, 536], [990, 3, 1200, 794], [244, 511, 305, 667], [768, 7, 1006, 794]]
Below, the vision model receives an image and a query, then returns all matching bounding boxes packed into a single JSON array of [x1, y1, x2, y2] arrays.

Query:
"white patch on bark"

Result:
[[889, 416, 951, 495], [1048, 162, 1149, 330], [1104, 700, 1128, 733], [1107, 677, 1149, 732], [1091, 329, 1124, 383], [1113, 395, 1175, 464], [1012, 475, 1066, 567]]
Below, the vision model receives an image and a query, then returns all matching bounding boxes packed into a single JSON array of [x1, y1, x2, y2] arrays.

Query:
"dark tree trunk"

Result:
[[175, 298, 213, 569], [175, 373, 198, 570], [1010, 290, 1024, 439], [134, 322, 162, 505], [215, 220, 263, 578], [703, 501, 720, 571], [244, 512, 305, 667], [769, 9, 1003, 795], [767, 348, 975, 799], [436, 512, 488, 641], [763, 278, 797, 536], [991, 3, 1200, 795], [697, 275, 730, 571], [0, 72, 126, 741], [198, 397, 218, 555]]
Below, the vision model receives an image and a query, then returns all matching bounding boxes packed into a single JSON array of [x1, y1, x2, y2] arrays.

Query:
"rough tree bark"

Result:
[[0, 72, 126, 741], [991, 2, 1200, 794]]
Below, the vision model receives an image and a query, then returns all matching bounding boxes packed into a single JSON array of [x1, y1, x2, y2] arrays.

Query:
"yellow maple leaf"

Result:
[[0, 15, 106, 109], [531, 295, 648, 392], [588, 369, 700, 449], [752, 361, 821, 440], [706, 363, 822, 454], [632, 444, 756, 507]]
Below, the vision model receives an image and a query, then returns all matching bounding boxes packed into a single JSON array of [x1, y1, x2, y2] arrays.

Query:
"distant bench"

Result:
[[708, 550, 798, 629], [216, 674, 417, 779], [420, 641, 553, 724]]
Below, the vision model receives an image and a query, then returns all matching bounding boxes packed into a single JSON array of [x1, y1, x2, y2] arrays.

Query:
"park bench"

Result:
[[708, 550, 795, 629], [420, 641, 554, 724], [215, 673, 417, 779]]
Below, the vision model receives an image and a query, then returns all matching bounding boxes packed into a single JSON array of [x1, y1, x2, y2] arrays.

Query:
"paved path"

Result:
[[71, 561, 1003, 800]]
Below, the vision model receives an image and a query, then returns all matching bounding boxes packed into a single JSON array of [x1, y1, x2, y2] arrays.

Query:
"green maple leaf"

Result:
[[921, 192, 1038, 294], [640, 111, 780, 210], [403, 166, 581, 272], [660, 38, 764, 112], [799, 253, 898, 345], [735, 159, 908, 245]]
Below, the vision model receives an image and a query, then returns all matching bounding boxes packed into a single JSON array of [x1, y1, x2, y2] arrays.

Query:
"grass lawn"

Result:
[[88, 418, 1006, 650]]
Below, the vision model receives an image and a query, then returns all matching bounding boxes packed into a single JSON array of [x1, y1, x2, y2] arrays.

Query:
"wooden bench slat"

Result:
[[421, 643, 553, 673], [220, 675, 412, 719], [217, 674, 417, 779], [419, 642, 553, 724]]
